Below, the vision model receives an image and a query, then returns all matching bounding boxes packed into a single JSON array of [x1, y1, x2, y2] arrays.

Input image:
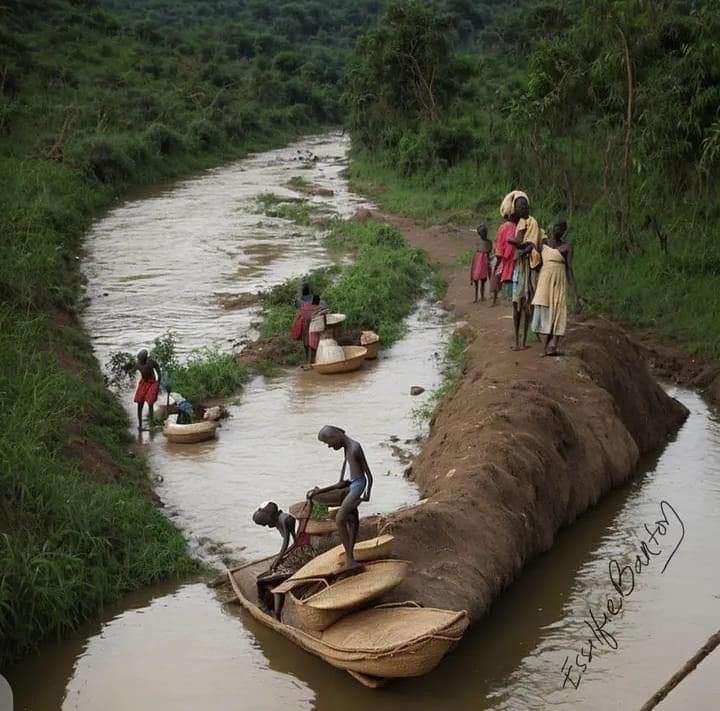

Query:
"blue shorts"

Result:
[[349, 477, 366, 497]]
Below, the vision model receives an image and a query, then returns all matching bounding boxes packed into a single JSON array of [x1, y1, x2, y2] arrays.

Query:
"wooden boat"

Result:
[[281, 559, 410, 632], [271, 536, 395, 594], [162, 420, 218, 444], [227, 559, 469, 687], [313, 346, 367, 374]]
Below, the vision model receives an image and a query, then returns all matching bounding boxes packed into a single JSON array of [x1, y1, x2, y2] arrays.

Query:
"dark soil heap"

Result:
[[362, 214, 689, 620]]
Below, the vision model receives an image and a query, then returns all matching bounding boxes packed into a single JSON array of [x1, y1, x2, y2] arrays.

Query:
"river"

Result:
[[6, 133, 720, 710]]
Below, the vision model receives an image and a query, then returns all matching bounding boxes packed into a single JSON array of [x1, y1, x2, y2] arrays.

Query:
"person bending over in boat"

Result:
[[253, 501, 297, 572], [134, 349, 161, 430], [253, 501, 297, 619], [308, 426, 373, 571]]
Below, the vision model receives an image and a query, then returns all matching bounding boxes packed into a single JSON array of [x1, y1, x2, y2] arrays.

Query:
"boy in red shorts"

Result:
[[134, 349, 161, 429]]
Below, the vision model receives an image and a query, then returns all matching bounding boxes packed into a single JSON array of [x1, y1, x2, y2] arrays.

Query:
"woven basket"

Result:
[[306, 560, 409, 610], [313, 346, 367, 374], [272, 535, 395, 593], [354, 534, 393, 561], [284, 560, 409, 632], [318, 606, 470, 678], [162, 421, 217, 444]]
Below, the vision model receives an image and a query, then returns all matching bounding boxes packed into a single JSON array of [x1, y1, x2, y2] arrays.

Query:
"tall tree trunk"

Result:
[[618, 24, 634, 246]]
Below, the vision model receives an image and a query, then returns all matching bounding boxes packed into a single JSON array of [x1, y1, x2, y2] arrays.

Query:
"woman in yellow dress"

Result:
[[531, 220, 580, 356]]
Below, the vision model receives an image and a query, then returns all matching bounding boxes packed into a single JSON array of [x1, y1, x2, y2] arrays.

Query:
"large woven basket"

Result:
[[318, 606, 470, 678], [283, 560, 410, 632], [162, 421, 217, 444], [313, 346, 367, 374], [272, 536, 395, 593]]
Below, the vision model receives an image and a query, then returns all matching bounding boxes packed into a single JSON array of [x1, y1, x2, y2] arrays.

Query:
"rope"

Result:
[[638, 629, 720, 711], [374, 600, 423, 609]]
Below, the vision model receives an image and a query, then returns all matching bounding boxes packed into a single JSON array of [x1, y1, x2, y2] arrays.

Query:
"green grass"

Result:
[[170, 350, 247, 403], [287, 175, 312, 190], [323, 222, 433, 344], [257, 192, 331, 226], [0, 311, 197, 669]]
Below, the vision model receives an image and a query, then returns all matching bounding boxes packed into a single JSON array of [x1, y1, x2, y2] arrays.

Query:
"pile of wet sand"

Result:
[[352, 213, 689, 620]]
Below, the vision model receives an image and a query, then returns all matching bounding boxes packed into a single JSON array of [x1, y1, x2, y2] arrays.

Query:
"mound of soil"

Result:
[[353, 211, 689, 621], [236, 336, 303, 370]]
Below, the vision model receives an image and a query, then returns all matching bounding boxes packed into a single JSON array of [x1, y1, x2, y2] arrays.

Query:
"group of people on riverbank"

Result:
[[470, 190, 580, 355]]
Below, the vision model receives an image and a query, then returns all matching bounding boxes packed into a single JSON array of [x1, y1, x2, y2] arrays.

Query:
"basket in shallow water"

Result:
[[313, 346, 367, 374], [360, 331, 379, 360], [162, 421, 217, 444], [284, 560, 410, 632], [315, 338, 346, 364]]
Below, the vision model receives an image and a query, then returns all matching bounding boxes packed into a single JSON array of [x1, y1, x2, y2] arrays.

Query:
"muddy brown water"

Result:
[[7, 135, 720, 710]]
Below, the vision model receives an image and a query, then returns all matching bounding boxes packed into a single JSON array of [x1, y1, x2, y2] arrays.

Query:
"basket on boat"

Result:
[[317, 605, 470, 678], [354, 534, 393, 561], [163, 421, 218, 444], [313, 346, 367, 374], [360, 331, 380, 360], [283, 560, 410, 632], [272, 536, 395, 593]]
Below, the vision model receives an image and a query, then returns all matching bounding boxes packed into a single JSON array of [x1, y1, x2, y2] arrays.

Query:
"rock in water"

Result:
[[410, 386, 425, 396]]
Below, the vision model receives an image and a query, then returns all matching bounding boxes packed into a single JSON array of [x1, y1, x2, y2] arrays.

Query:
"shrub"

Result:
[[187, 119, 224, 151], [144, 123, 186, 156], [66, 134, 137, 184]]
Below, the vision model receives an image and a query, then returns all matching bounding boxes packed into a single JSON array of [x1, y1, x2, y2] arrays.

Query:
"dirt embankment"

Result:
[[359, 213, 689, 621]]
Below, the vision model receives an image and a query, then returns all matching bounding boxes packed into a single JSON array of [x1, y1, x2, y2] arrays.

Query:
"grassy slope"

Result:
[[0, 0, 374, 668]]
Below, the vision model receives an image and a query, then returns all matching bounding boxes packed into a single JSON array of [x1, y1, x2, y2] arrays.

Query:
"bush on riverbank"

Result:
[[323, 222, 432, 344], [252, 223, 433, 367]]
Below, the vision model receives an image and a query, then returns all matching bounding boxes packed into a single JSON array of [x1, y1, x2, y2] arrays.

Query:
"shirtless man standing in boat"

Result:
[[308, 426, 373, 571], [134, 349, 161, 430]]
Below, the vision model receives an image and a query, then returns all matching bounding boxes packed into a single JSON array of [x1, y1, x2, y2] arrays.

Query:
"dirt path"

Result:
[[355, 211, 689, 620]]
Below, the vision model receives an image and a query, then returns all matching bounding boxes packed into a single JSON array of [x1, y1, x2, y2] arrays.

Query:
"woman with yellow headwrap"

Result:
[[500, 191, 544, 350]]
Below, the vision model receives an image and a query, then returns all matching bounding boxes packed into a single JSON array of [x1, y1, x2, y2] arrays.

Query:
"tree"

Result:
[[346, 0, 461, 148]]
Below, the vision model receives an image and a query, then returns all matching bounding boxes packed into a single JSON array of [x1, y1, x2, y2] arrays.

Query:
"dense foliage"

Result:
[[347, 0, 720, 355]]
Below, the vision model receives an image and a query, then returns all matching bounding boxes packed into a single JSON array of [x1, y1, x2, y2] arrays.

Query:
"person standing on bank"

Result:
[[134, 349, 161, 429], [531, 220, 580, 356], [307, 426, 373, 571], [504, 192, 542, 350], [470, 224, 492, 303]]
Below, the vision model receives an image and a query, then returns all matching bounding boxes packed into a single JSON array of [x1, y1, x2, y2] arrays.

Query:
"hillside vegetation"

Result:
[[347, 0, 720, 356]]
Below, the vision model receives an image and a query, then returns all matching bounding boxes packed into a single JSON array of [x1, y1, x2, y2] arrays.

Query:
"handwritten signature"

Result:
[[561, 500, 685, 690]]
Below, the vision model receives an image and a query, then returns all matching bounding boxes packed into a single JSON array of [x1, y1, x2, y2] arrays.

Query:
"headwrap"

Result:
[[500, 190, 529, 219]]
